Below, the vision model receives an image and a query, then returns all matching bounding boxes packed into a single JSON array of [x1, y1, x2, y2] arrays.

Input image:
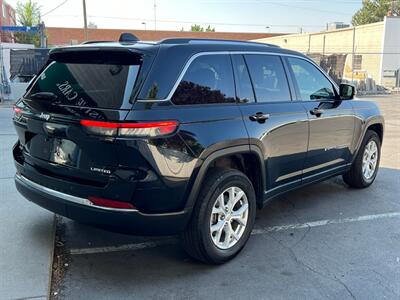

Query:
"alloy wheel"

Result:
[[362, 140, 378, 180], [209, 186, 249, 250]]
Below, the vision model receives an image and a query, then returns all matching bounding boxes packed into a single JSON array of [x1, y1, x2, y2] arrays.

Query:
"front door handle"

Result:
[[309, 108, 324, 116], [249, 112, 270, 123]]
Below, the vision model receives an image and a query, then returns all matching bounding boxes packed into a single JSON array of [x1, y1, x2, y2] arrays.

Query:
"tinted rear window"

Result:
[[244, 54, 291, 103], [26, 60, 140, 110], [171, 54, 236, 105]]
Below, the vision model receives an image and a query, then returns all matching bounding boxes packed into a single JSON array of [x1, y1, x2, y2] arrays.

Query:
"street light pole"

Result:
[[82, 0, 88, 41], [154, 0, 157, 31]]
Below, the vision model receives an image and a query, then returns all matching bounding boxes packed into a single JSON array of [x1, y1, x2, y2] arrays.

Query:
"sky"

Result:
[[6, 0, 363, 33]]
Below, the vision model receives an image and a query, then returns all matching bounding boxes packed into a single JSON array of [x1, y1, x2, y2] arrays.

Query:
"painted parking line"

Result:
[[69, 211, 400, 255], [251, 211, 400, 234]]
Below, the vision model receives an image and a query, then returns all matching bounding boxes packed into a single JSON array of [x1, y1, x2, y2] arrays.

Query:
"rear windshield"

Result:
[[26, 59, 140, 110]]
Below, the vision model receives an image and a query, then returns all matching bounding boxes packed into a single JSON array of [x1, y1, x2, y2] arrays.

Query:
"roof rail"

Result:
[[81, 40, 114, 45], [159, 38, 279, 47]]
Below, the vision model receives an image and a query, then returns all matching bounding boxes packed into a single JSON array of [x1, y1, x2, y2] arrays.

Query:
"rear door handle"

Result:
[[309, 108, 324, 116], [249, 112, 270, 123]]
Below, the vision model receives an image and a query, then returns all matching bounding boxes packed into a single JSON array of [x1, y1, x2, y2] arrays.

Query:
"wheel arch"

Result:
[[352, 115, 384, 163], [184, 145, 266, 212]]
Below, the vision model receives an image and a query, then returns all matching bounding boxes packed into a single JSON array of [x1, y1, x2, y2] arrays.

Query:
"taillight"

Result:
[[80, 120, 178, 137], [13, 106, 22, 115], [88, 196, 136, 210]]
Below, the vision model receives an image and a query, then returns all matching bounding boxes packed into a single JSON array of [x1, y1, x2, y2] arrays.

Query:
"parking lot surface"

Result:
[[55, 95, 400, 299], [1, 95, 399, 299], [0, 105, 54, 300]]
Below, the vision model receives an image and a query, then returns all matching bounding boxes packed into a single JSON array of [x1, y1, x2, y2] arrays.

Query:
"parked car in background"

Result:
[[13, 36, 384, 264]]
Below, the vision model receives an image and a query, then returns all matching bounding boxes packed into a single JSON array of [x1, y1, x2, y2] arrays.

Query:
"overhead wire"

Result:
[[42, 0, 69, 17]]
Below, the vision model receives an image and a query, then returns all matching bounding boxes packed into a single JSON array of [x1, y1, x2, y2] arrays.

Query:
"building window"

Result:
[[353, 55, 362, 70], [2, 4, 6, 18]]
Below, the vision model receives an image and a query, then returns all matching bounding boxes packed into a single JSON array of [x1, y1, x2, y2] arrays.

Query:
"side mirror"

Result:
[[339, 83, 355, 100]]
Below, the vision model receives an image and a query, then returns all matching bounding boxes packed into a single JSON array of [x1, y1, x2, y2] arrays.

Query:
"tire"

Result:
[[343, 130, 381, 188], [181, 168, 256, 264]]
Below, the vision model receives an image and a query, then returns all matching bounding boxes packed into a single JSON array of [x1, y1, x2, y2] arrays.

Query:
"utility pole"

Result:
[[153, 0, 157, 31], [393, 0, 399, 16], [351, 26, 356, 82], [39, 22, 46, 48], [82, 0, 88, 41]]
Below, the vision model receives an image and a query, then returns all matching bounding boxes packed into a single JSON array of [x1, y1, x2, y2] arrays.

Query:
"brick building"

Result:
[[46, 27, 284, 46], [0, 0, 16, 42]]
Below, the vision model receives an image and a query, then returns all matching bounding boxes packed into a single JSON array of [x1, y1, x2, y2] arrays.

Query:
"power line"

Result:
[[266, 1, 352, 15], [87, 15, 326, 28], [42, 0, 69, 17], [196, 0, 378, 3]]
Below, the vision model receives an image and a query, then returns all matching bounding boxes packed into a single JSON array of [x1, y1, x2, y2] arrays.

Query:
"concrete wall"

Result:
[[253, 18, 400, 89], [254, 21, 383, 54], [380, 17, 400, 88]]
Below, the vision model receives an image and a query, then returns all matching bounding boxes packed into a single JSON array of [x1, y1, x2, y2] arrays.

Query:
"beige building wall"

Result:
[[254, 21, 385, 85]]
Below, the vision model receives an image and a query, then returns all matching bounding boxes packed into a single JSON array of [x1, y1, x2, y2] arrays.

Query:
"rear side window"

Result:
[[244, 55, 291, 103], [287, 57, 336, 101], [231, 54, 255, 103], [171, 54, 236, 105], [27, 59, 140, 110]]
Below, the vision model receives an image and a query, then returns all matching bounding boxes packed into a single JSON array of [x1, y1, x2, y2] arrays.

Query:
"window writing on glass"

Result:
[[287, 57, 336, 101], [171, 54, 236, 105]]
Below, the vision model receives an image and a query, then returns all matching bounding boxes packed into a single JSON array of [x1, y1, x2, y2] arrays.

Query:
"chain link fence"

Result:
[[308, 52, 399, 95], [255, 18, 400, 95]]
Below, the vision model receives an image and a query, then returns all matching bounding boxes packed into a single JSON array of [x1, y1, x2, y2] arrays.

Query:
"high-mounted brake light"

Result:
[[88, 196, 136, 210], [80, 120, 178, 137]]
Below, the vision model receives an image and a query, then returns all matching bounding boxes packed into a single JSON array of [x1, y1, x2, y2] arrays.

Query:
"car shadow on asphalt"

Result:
[[53, 167, 400, 298], [60, 167, 400, 256]]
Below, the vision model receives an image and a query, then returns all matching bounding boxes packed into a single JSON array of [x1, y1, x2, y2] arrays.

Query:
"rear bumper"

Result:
[[15, 174, 190, 235]]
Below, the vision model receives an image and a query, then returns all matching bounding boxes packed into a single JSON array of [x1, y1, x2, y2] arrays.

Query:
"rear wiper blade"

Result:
[[29, 92, 59, 101]]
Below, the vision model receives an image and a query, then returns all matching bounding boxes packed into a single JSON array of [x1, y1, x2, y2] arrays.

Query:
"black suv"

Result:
[[13, 37, 384, 264]]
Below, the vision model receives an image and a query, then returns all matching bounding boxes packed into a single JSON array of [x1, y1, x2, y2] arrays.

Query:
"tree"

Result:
[[206, 25, 215, 32], [352, 0, 399, 26], [190, 24, 215, 32], [15, 0, 41, 46], [191, 24, 204, 32]]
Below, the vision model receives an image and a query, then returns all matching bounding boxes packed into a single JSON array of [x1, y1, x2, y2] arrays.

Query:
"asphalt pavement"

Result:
[[58, 95, 400, 300], [1, 95, 399, 300], [0, 105, 54, 300]]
